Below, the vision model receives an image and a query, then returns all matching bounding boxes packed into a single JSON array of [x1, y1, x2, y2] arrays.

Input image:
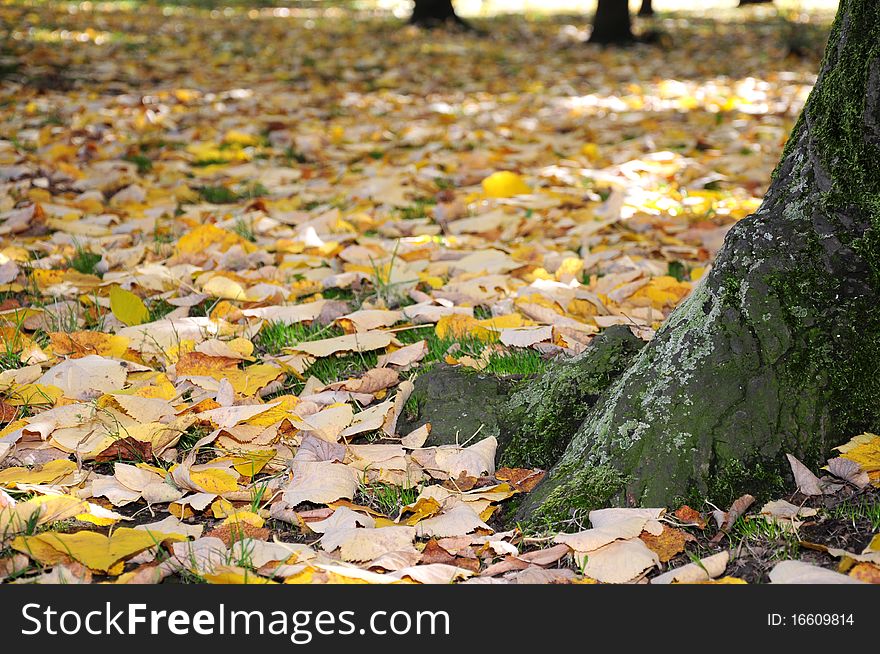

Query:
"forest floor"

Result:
[[0, 2, 877, 584]]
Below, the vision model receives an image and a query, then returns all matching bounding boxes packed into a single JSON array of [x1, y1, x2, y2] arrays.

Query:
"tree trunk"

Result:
[[589, 0, 634, 45], [519, 0, 880, 526], [409, 0, 470, 30], [739, 0, 774, 5], [638, 0, 654, 17]]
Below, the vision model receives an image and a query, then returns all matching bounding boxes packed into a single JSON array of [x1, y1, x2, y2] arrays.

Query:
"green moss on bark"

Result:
[[499, 326, 643, 469], [520, 463, 628, 530]]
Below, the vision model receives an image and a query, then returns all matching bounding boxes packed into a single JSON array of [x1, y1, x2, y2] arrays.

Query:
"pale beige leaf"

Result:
[[401, 424, 430, 449], [135, 515, 203, 539], [499, 326, 553, 348], [340, 309, 403, 331], [377, 340, 428, 369], [282, 461, 359, 506], [329, 368, 399, 395], [827, 457, 870, 489], [294, 434, 346, 463], [389, 563, 474, 584], [243, 301, 327, 325], [415, 505, 490, 538], [786, 453, 824, 495], [338, 400, 394, 439], [651, 552, 730, 584], [555, 516, 648, 552], [37, 355, 130, 400], [760, 499, 818, 519], [337, 526, 418, 562], [299, 404, 354, 442], [111, 395, 175, 423], [769, 560, 865, 584], [576, 538, 659, 584], [196, 402, 280, 430], [286, 331, 393, 357]]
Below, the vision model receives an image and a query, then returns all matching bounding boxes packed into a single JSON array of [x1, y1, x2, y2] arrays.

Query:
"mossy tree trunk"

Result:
[[409, 0, 470, 30], [520, 0, 880, 526], [589, 0, 634, 45]]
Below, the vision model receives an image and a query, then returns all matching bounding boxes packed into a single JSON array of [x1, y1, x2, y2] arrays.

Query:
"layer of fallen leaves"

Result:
[[1, 3, 867, 584]]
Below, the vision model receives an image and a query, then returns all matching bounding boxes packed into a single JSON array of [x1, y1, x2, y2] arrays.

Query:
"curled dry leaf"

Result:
[[768, 560, 865, 584], [377, 340, 428, 369], [786, 453, 824, 496], [650, 551, 730, 584], [710, 494, 755, 543], [826, 457, 870, 489]]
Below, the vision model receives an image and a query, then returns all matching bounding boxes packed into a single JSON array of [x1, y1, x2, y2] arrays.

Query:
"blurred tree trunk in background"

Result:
[[589, 0, 634, 44], [409, 0, 470, 29], [739, 0, 774, 6], [638, 0, 654, 17]]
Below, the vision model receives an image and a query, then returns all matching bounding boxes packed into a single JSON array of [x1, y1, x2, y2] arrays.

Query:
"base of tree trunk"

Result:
[[589, 0, 635, 45], [409, 4, 473, 32], [409, 17, 474, 31], [517, 0, 880, 529]]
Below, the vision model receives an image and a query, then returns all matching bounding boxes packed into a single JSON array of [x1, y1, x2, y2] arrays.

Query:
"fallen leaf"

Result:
[[110, 286, 149, 326], [786, 453, 824, 495]]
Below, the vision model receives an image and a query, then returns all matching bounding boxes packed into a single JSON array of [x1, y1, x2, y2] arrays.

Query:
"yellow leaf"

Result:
[[12, 528, 187, 573], [435, 314, 495, 342], [176, 224, 246, 255], [204, 565, 277, 584], [230, 450, 276, 476], [477, 313, 527, 331], [401, 497, 442, 526], [221, 510, 265, 528], [210, 498, 237, 519], [201, 275, 248, 301], [4, 383, 63, 406], [0, 494, 88, 535], [49, 331, 131, 358], [228, 364, 285, 396], [244, 396, 298, 427], [0, 459, 77, 488], [836, 433, 880, 485], [189, 468, 241, 494], [629, 276, 692, 310], [223, 130, 260, 146], [836, 433, 880, 469], [695, 576, 748, 584], [110, 286, 149, 327], [482, 171, 531, 198]]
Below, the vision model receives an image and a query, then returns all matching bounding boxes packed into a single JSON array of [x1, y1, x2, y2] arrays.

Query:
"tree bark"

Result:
[[638, 0, 654, 17], [409, 0, 470, 30], [589, 0, 634, 45], [519, 0, 880, 526]]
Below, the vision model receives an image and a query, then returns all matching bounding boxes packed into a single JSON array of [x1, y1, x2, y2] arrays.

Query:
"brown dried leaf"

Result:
[[673, 504, 707, 529], [95, 437, 154, 463], [206, 523, 271, 547], [640, 525, 688, 563], [495, 467, 545, 492]]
